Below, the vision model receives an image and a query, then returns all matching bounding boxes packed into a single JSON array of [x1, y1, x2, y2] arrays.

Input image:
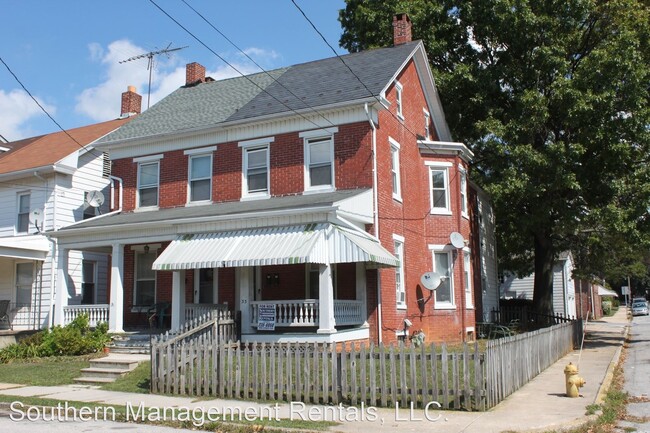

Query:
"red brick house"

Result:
[[50, 15, 496, 344]]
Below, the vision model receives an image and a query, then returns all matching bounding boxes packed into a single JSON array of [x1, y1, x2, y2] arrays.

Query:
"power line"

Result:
[[147, 0, 331, 131], [0, 55, 104, 159], [180, 0, 337, 129]]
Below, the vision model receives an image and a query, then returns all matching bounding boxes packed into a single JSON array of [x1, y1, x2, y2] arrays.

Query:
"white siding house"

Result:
[[0, 100, 138, 330]]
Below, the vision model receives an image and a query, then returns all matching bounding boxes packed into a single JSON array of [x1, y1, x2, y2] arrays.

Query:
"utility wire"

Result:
[[180, 0, 337, 129], [148, 0, 331, 131], [0, 55, 104, 159]]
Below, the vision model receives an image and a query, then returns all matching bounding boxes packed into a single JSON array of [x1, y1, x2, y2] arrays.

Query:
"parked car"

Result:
[[632, 301, 649, 316]]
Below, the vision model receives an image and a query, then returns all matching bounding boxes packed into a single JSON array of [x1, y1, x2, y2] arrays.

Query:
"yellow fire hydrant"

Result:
[[564, 362, 586, 398]]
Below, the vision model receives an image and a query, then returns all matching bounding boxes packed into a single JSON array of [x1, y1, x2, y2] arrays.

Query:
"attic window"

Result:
[[395, 81, 404, 119]]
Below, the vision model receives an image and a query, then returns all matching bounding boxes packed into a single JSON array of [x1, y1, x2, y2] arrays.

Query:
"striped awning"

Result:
[[152, 223, 398, 270]]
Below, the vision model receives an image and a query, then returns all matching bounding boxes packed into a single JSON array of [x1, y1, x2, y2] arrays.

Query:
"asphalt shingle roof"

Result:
[[97, 41, 420, 144]]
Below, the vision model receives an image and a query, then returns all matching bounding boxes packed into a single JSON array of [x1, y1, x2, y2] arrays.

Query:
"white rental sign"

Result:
[[257, 304, 276, 331]]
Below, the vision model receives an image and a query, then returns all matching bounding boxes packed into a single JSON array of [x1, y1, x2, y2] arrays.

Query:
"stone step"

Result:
[[108, 346, 151, 354], [80, 367, 131, 379], [73, 377, 117, 384], [90, 358, 141, 370], [73, 353, 148, 384]]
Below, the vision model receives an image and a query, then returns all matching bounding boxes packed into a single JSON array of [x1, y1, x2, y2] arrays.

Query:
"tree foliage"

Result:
[[340, 0, 650, 311]]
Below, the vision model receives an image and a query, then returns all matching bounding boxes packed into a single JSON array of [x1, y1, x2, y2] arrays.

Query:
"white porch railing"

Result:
[[250, 299, 364, 328], [63, 304, 109, 327], [184, 303, 229, 323]]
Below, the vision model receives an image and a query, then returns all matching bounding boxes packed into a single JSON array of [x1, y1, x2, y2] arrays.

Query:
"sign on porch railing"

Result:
[[257, 304, 276, 331]]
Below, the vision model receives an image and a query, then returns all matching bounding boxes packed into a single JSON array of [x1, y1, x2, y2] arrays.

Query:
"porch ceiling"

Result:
[[152, 223, 398, 270]]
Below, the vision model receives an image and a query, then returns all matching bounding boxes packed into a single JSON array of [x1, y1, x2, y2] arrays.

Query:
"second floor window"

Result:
[[390, 138, 401, 200], [244, 146, 269, 195], [189, 154, 212, 202], [429, 167, 450, 213], [306, 136, 334, 189], [394, 236, 405, 308], [433, 249, 454, 308], [138, 161, 159, 208], [16, 193, 30, 234]]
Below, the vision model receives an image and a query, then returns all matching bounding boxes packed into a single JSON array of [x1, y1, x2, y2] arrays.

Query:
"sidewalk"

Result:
[[0, 308, 629, 433]]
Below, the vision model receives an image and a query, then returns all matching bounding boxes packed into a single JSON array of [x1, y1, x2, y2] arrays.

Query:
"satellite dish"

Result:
[[450, 232, 465, 249], [30, 209, 44, 230], [86, 190, 105, 208], [421, 272, 443, 291]]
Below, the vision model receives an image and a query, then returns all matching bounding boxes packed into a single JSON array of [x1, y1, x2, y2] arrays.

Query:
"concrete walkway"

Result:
[[0, 308, 629, 433]]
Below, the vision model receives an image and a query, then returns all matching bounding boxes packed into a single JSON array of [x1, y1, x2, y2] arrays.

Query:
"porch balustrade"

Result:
[[63, 304, 109, 327], [184, 303, 229, 322], [249, 299, 364, 328]]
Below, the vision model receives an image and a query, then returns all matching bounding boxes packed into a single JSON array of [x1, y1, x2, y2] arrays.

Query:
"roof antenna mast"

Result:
[[119, 43, 188, 109]]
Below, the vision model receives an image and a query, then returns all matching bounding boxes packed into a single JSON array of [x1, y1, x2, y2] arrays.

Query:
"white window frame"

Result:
[[426, 161, 452, 215], [134, 251, 157, 306], [395, 81, 404, 119], [301, 128, 337, 192], [429, 244, 455, 309], [459, 165, 469, 219], [393, 234, 406, 309], [239, 136, 274, 200], [136, 156, 161, 209], [423, 109, 431, 140], [16, 192, 30, 234], [463, 247, 473, 308], [15, 261, 34, 306], [389, 137, 402, 202], [187, 153, 213, 204], [81, 260, 97, 305]]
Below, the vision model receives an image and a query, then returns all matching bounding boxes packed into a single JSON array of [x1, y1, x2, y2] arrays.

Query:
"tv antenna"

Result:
[[119, 43, 188, 109]]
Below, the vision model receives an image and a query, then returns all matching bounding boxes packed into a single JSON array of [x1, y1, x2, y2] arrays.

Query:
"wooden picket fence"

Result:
[[151, 340, 487, 411], [150, 318, 582, 411]]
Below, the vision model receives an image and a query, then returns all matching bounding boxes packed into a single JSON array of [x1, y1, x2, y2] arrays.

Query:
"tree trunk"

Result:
[[532, 232, 555, 324]]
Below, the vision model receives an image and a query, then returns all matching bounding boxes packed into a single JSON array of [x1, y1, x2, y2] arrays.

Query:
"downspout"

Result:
[[365, 102, 382, 343]]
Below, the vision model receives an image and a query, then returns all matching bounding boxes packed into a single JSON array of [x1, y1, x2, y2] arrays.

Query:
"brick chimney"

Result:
[[393, 13, 412, 45], [120, 85, 142, 117], [186, 62, 206, 86]]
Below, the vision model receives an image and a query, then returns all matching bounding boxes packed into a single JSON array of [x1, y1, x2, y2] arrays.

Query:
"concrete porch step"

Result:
[[73, 353, 148, 384], [79, 367, 131, 379]]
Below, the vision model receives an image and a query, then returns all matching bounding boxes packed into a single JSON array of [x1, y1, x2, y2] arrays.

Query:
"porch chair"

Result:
[[0, 300, 12, 330], [147, 302, 170, 330]]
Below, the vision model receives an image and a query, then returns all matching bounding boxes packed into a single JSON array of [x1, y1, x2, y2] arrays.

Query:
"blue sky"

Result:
[[0, 0, 347, 141]]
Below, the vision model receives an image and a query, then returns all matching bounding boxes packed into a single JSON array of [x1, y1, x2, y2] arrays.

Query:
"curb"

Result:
[[594, 320, 630, 405]]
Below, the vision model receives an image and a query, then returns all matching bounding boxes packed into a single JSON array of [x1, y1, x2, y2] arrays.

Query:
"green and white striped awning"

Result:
[[152, 223, 398, 270]]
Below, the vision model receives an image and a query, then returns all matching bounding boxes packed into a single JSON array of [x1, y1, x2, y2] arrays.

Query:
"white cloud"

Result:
[[76, 40, 281, 121], [0, 89, 55, 141]]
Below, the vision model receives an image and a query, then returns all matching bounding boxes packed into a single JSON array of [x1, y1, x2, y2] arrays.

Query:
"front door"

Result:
[[194, 268, 217, 304]]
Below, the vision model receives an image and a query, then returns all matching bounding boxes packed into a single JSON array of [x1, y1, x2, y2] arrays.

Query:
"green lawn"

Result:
[[101, 361, 151, 393], [0, 356, 94, 386]]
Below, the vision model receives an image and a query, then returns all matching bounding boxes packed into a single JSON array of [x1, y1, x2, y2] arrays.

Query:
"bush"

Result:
[[0, 314, 110, 362]]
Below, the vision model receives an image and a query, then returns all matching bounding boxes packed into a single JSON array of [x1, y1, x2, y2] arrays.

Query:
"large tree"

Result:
[[339, 0, 650, 314]]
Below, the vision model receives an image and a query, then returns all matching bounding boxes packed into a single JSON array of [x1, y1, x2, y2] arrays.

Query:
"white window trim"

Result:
[[427, 165, 452, 215], [423, 109, 431, 140], [187, 153, 213, 204], [14, 260, 34, 306], [459, 165, 469, 219], [136, 160, 160, 210], [463, 247, 473, 308], [16, 192, 30, 235], [303, 131, 337, 193], [133, 154, 164, 163], [428, 244, 456, 309], [241, 145, 270, 200], [133, 251, 157, 307], [393, 234, 406, 309], [184, 145, 217, 156], [395, 81, 404, 120], [238, 136, 275, 149], [389, 137, 402, 202]]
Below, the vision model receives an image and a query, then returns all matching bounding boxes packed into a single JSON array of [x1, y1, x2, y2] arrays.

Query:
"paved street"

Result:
[[617, 311, 650, 433]]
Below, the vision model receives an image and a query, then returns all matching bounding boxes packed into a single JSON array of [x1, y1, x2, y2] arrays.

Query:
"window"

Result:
[[305, 136, 334, 190], [81, 261, 96, 305], [134, 251, 156, 305], [16, 193, 30, 233], [463, 249, 473, 308], [395, 81, 403, 119], [189, 154, 212, 202], [460, 168, 468, 217], [427, 164, 451, 214], [244, 147, 269, 196], [306, 264, 337, 299], [138, 161, 159, 208], [430, 246, 454, 308], [394, 235, 405, 308], [423, 110, 431, 140], [389, 138, 401, 201], [15, 262, 33, 306]]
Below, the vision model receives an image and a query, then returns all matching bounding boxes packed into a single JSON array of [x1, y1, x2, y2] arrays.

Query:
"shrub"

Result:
[[0, 313, 110, 362]]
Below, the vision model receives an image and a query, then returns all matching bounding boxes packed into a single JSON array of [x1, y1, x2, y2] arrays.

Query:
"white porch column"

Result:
[[108, 243, 124, 333], [171, 270, 186, 331], [356, 262, 369, 327], [317, 264, 336, 334], [237, 267, 253, 334], [53, 247, 69, 326]]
